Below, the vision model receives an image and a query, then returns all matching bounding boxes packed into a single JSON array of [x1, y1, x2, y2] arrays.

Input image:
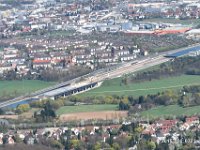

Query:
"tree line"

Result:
[[121, 56, 200, 84], [9, 84, 199, 122], [127, 85, 200, 114]]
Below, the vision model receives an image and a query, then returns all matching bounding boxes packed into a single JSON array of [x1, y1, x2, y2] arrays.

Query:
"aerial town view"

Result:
[[0, 0, 200, 149]]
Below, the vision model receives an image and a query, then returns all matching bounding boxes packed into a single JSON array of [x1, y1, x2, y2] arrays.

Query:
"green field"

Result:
[[0, 80, 55, 98], [82, 75, 200, 97], [152, 45, 185, 52], [56, 104, 118, 115], [141, 105, 200, 119]]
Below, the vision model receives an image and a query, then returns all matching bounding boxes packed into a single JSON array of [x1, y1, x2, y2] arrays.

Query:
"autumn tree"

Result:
[[16, 104, 30, 114]]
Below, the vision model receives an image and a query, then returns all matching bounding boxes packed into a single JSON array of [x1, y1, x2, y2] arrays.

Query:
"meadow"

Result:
[[82, 75, 200, 97], [0, 80, 55, 98], [141, 105, 200, 119], [56, 104, 118, 115]]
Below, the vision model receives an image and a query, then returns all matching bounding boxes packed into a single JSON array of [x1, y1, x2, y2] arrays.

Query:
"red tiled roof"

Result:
[[154, 28, 191, 35], [142, 129, 155, 135], [186, 116, 199, 123], [52, 59, 62, 63], [157, 119, 178, 125], [33, 59, 51, 63]]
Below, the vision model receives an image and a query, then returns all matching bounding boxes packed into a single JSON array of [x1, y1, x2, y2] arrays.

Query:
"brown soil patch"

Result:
[[0, 115, 18, 119], [59, 111, 128, 121], [0, 108, 38, 120]]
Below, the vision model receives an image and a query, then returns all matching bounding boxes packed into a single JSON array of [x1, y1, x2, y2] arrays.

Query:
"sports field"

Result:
[[56, 104, 118, 115], [0, 80, 55, 98], [141, 105, 200, 119], [82, 75, 200, 97]]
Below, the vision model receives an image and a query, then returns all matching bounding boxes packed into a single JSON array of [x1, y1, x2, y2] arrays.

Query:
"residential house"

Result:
[[52, 128, 63, 140], [186, 116, 199, 124], [0, 63, 14, 73], [17, 63, 28, 70], [31, 52, 51, 61], [156, 119, 178, 136], [0, 136, 3, 145], [180, 116, 199, 131], [0, 20, 7, 31], [31, 22, 47, 30], [50, 51, 71, 64], [29, 47, 49, 54], [32, 60, 52, 69], [2, 57, 26, 64], [120, 54, 136, 61], [3, 48, 19, 59], [24, 134, 35, 145], [3, 135, 15, 145]]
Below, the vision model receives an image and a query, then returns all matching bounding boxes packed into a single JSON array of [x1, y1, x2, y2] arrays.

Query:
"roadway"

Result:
[[0, 43, 200, 108]]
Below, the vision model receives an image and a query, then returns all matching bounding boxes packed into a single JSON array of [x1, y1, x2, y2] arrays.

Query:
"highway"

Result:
[[0, 43, 200, 108]]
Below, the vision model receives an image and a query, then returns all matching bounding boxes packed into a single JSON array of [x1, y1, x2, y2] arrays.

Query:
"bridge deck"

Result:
[[43, 82, 97, 99], [165, 45, 200, 58]]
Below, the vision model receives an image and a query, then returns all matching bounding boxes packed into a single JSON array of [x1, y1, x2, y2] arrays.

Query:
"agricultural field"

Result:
[[141, 105, 200, 119], [82, 75, 200, 97], [56, 104, 118, 115], [59, 111, 128, 121], [0, 108, 39, 120], [0, 80, 55, 98]]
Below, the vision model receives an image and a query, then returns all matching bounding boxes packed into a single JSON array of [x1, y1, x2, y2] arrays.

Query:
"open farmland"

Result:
[[82, 75, 200, 97], [0, 80, 55, 99], [57, 104, 126, 121], [56, 104, 118, 115], [141, 105, 200, 119], [59, 111, 128, 121]]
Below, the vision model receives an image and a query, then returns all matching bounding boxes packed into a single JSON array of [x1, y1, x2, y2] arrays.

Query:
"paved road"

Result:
[[0, 43, 200, 108]]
